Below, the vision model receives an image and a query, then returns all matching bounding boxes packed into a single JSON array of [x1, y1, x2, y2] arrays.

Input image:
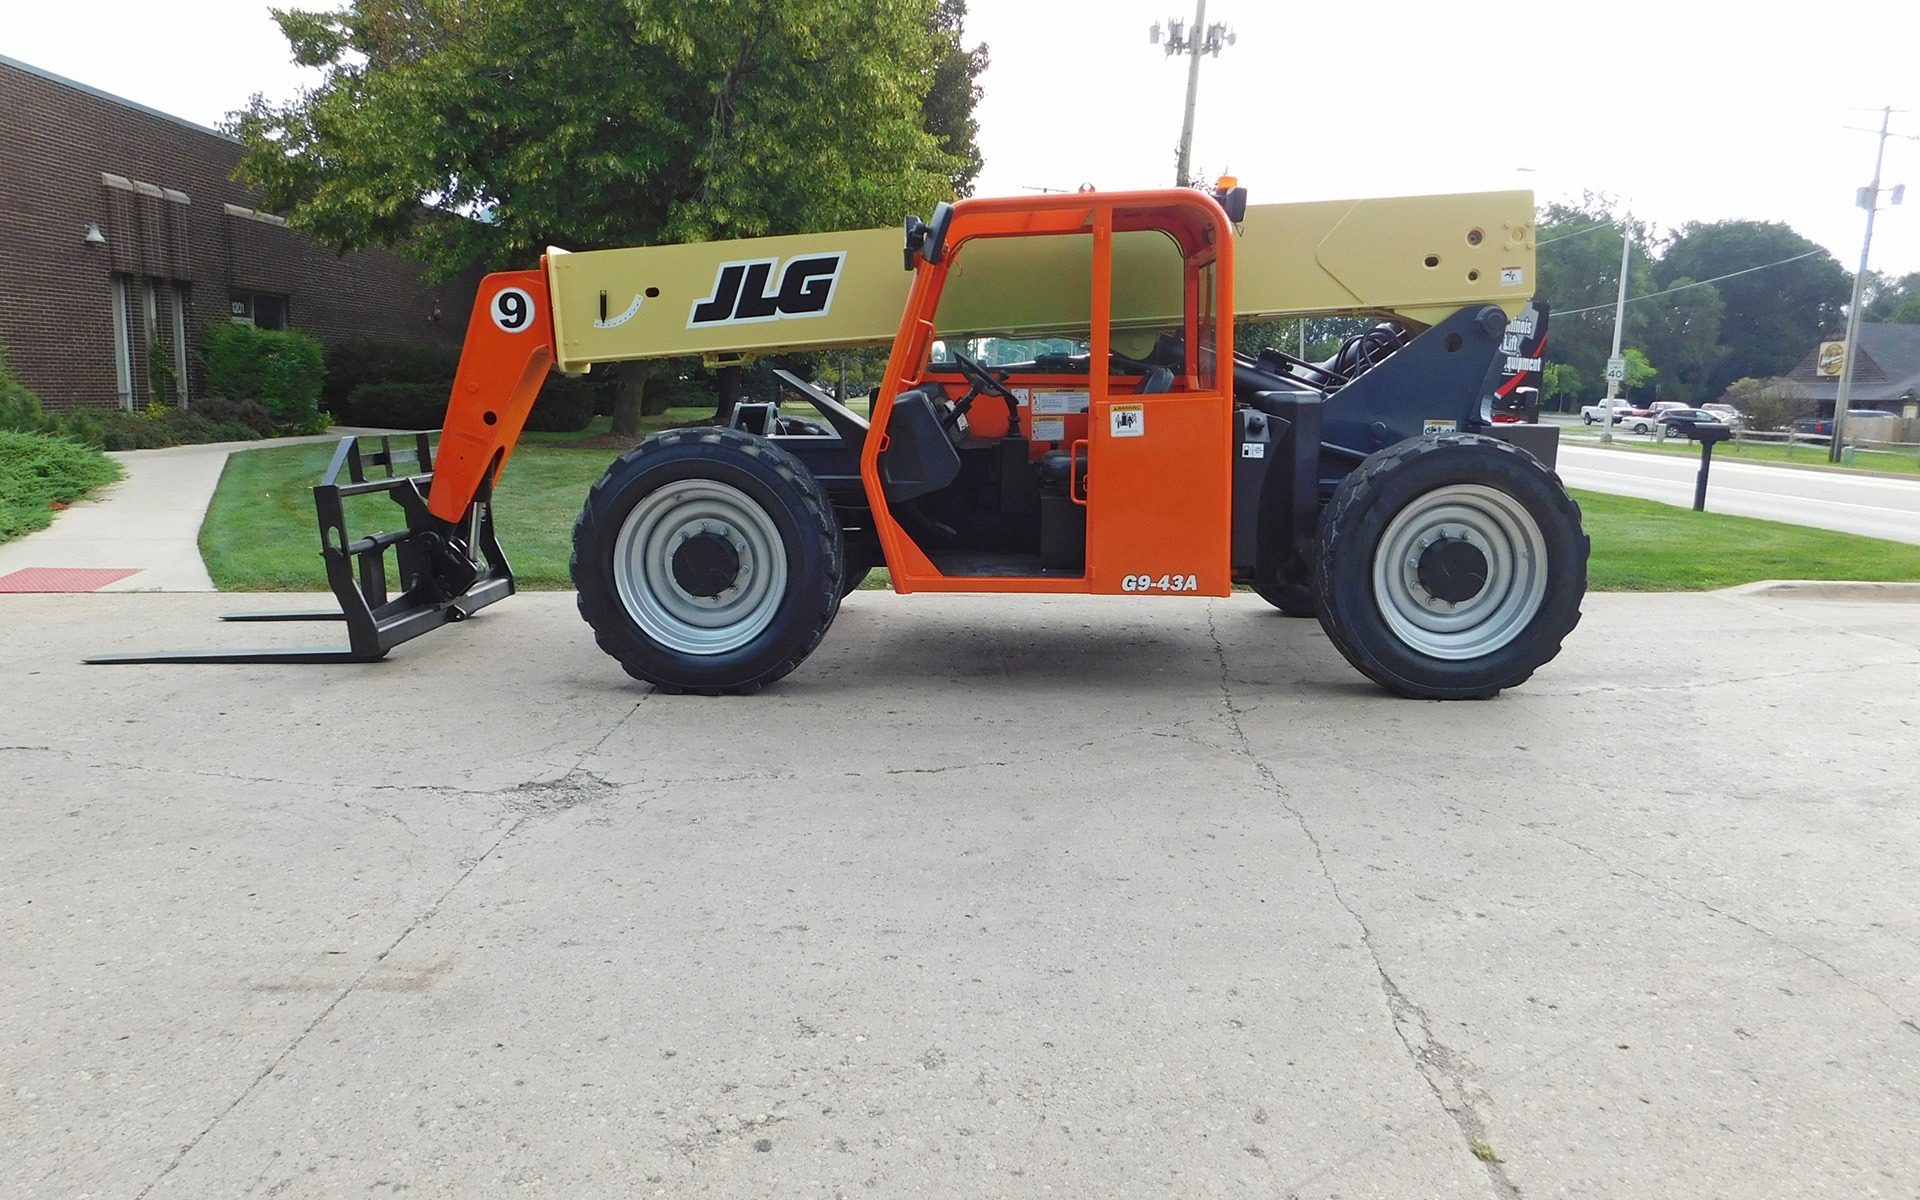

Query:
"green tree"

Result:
[[1541, 362, 1583, 410], [923, 0, 988, 197], [1719, 376, 1813, 432], [1864, 270, 1920, 325], [1621, 347, 1657, 400], [1638, 279, 1724, 403], [1655, 220, 1849, 398], [235, 0, 982, 433], [1534, 197, 1659, 406]]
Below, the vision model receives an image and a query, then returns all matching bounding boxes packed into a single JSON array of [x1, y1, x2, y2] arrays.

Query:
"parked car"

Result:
[[1792, 410, 1903, 443], [1655, 408, 1729, 440], [1620, 408, 1666, 434], [1650, 401, 1690, 414], [1580, 401, 1629, 425], [1701, 403, 1744, 426]]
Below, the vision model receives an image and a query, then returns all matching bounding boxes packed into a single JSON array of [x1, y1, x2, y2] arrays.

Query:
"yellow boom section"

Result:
[[545, 190, 1535, 372]]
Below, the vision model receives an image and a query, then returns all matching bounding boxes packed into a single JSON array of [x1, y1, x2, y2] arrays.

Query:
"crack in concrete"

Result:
[[132, 697, 651, 1197], [0, 743, 503, 797], [133, 812, 530, 1200], [884, 761, 1010, 775], [1204, 602, 1522, 1200], [1533, 828, 1919, 1030]]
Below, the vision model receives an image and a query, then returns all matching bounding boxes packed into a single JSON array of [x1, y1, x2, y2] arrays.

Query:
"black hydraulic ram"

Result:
[[86, 432, 513, 665]]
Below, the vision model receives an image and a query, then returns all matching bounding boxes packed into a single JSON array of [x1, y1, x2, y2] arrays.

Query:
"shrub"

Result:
[[1, 345, 55, 434], [348, 382, 448, 430], [321, 339, 461, 419], [350, 370, 600, 433], [1721, 377, 1815, 432], [0, 430, 123, 543], [93, 408, 267, 451], [194, 398, 276, 436], [201, 321, 326, 432], [524, 372, 598, 433]]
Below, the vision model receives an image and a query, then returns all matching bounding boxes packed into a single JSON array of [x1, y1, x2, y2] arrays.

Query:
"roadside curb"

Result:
[[1722, 580, 1920, 602]]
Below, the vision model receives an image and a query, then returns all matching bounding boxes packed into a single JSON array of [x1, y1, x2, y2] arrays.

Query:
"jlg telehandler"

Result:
[[94, 184, 1585, 699]]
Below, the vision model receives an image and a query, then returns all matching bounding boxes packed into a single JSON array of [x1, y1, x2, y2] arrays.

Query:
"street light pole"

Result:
[[1150, 4, 1235, 187], [1176, 0, 1206, 187], [1600, 215, 1632, 445], [1830, 106, 1906, 463]]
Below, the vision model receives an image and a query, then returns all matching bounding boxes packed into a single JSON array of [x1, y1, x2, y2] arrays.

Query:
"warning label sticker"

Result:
[[1423, 419, 1457, 436], [1110, 403, 1145, 437], [1031, 417, 1066, 442], [1033, 390, 1091, 416]]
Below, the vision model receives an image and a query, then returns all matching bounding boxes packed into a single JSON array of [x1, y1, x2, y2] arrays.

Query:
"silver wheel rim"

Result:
[[612, 479, 788, 656], [1371, 483, 1548, 661]]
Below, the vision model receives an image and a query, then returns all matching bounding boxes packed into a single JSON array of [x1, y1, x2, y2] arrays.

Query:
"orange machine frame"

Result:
[[862, 189, 1238, 596]]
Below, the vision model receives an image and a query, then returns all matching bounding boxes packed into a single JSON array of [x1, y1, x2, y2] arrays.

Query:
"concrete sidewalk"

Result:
[[0, 430, 377, 592]]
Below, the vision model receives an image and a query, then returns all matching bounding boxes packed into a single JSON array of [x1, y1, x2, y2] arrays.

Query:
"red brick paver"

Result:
[[0, 567, 140, 593]]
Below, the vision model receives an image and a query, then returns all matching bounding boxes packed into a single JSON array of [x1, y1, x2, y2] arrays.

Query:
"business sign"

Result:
[[1817, 341, 1846, 377]]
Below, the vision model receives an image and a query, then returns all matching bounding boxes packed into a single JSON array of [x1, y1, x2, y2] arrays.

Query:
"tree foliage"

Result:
[[1535, 201, 1856, 408], [1719, 376, 1814, 432], [922, 0, 989, 197], [233, 0, 981, 276], [1865, 270, 1920, 325], [1533, 198, 1659, 406], [1654, 220, 1849, 399]]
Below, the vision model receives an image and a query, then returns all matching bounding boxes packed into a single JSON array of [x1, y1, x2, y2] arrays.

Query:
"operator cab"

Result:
[[860, 187, 1240, 596]]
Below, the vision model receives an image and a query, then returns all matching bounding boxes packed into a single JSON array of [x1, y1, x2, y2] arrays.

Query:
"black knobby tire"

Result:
[[571, 427, 844, 694], [1252, 572, 1318, 618], [839, 542, 878, 598], [1314, 433, 1587, 700]]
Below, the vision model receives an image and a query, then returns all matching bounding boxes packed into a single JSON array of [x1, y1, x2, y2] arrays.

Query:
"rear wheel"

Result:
[[571, 427, 843, 694], [1315, 434, 1586, 699]]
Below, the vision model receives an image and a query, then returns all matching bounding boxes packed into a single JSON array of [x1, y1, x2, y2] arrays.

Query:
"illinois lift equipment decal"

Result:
[[688, 253, 847, 328]]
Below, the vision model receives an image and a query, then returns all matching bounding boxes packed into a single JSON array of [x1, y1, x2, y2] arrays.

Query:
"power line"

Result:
[[1553, 250, 1826, 318], [1536, 221, 1615, 247]]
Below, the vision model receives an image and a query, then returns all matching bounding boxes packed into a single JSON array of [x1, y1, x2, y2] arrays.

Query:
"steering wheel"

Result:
[[948, 351, 1023, 434]]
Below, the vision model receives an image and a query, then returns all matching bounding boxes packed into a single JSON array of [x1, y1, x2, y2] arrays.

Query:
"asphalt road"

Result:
[[1555, 440, 1920, 544], [6, 588, 1920, 1199]]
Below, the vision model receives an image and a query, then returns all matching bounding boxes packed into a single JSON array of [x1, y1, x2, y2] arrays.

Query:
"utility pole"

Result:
[[1150, 4, 1235, 187], [1830, 106, 1908, 463], [1600, 215, 1632, 445]]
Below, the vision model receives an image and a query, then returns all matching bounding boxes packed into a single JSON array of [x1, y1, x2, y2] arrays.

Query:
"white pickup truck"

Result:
[[1580, 400, 1631, 425]]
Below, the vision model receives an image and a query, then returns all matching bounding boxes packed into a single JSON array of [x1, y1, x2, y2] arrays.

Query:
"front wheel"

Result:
[[571, 427, 843, 694], [1583, 414, 1596, 425], [1314, 434, 1587, 699]]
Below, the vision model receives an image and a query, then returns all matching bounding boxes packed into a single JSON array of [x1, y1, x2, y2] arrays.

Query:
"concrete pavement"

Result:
[[0, 432, 375, 592], [4, 587, 1918, 1198]]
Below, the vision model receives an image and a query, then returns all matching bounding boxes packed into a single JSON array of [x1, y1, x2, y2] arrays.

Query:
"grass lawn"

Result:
[[200, 432, 1920, 594]]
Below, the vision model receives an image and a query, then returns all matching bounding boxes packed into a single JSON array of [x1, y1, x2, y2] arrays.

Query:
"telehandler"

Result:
[[94, 183, 1585, 699]]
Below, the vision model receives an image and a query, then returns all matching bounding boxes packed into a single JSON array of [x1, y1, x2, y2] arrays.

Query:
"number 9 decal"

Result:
[[491, 287, 535, 333]]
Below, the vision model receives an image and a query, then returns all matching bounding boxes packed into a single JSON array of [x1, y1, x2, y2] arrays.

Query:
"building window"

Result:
[[230, 291, 289, 330], [110, 276, 134, 411], [170, 284, 192, 407]]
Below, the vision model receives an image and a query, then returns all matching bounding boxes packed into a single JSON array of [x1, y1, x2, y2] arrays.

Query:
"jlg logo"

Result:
[[688, 253, 847, 328]]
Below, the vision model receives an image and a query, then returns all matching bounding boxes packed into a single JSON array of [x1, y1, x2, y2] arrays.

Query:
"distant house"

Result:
[[0, 54, 476, 413], [1781, 325, 1920, 419]]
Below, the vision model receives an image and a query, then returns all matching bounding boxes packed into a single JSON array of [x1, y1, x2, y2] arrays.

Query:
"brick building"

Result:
[[0, 54, 477, 413]]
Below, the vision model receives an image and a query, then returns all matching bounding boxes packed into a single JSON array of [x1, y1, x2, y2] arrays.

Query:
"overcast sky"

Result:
[[7, 0, 1919, 279]]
